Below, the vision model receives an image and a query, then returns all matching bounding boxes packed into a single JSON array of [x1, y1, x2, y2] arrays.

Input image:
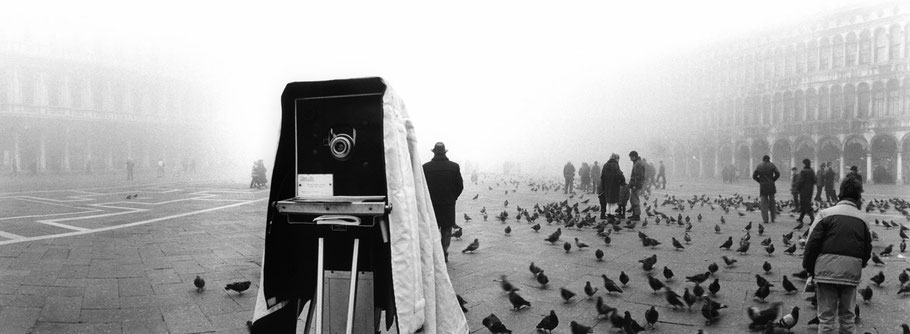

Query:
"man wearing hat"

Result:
[[845, 166, 863, 185], [627, 151, 646, 221], [423, 142, 464, 263], [796, 158, 818, 224], [752, 155, 781, 224]]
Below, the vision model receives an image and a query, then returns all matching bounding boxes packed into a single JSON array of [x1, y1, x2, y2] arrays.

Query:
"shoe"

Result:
[[452, 224, 462, 230]]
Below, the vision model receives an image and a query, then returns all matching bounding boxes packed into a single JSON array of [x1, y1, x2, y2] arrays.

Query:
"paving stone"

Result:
[[32, 321, 122, 334], [121, 318, 169, 334], [0, 307, 41, 333], [80, 306, 160, 323], [82, 279, 119, 309], [38, 296, 82, 322], [118, 278, 154, 297], [160, 303, 214, 334]]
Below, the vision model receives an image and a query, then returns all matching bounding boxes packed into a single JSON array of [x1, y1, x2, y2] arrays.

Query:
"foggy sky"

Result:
[[1, 0, 874, 175]]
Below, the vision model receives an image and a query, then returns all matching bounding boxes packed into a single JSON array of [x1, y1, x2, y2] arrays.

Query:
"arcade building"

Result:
[[661, 1, 910, 185], [0, 36, 214, 175]]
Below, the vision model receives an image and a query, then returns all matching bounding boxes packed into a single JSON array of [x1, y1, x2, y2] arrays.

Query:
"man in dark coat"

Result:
[[563, 161, 576, 194], [752, 155, 780, 224], [579, 162, 591, 193], [655, 160, 666, 189], [423, 142, 464, 263], [823, 162, 837, 202], [815, 162, 826, 202], [628, 151, 645, 221], [790, 167, 800, 212], [796, 158, 817, 224], [599, 154, 625, 219], [590, 161, 601, 195]]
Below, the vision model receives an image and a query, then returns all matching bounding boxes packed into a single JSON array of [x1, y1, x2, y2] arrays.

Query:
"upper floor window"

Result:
[[832, 35, 844, 68], [845, 32, 858, 66], [889, 26, 901, 61], [860, 31, 872, 64], [875, 28, 888, 63], [819, 38, 831, 70]]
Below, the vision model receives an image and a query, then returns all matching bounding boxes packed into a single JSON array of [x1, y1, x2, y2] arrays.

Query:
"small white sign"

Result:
[[298, 174, 334, 197]]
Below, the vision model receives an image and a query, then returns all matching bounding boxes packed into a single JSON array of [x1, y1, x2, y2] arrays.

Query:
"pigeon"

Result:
[[754, 282, 772, 302], [665, 288, 686, 309], [464, 213, 473, 222], [898, 282, 910, 295], [647, 274, 665, 292], [736, 241, 751, 254], [482, 313, 512, 333], [193, 276, 205, 291], [870, 271, 885, 286], [560, 288, 576, 303], [570, 321, 594, 334], [584, 281, 598, 298], [671, 237, 685, 250], [663, 266, 674, 281], [602, 274, 623, 294], [639, 254, 658, 271], [683, 288, 697, 310], [575, 238, 589, 249], [619, 271, 630, 286], [902, 324, 909, 334], [531, 223, 541, 232], [536, 310, 559, 333], [126, 194, 133, 200], [747, 302, 782, 330], [708, 278, 720, 295], [224, 281, 251, 294], [623, 310, 646, 334], [881, 244, 893, 257], [529, 262, 542, 276], [784, 243, 797, 255], [701, 297, 728, 325], [504, 226, 511, 235], [782, 275, 798, 294], [595, 296, 615, 318], [537, 271, 550, 287], [452, 228, 463, 240], [871, 253, 885, 265], [745, 221, 753, 231], [456, 294, 468, 312], [899, 270, 909, 285], [763, 261, 772, 273], [722, 255, 737, 266], [758, 224, 765, 235], [564, 242, 572, 253], [693, 283, 705, 298], [545, 228, 562, 244], [775, 306, 800, 331], [472, 194, 479, 200], [507, 289, 531, 310], [807, 316, 819, 326], [644, 306, 659, 329], [860, 285, 873, 304], [901, 239, 907, 253], [604, 235, 612, 245], [708, 262, 719, 275], [686, 271, 711, 285], [462, 239, 479, 253], [715, 225, 721, 233], [765, 243, 775, 256], [755, 274, 771, 288]]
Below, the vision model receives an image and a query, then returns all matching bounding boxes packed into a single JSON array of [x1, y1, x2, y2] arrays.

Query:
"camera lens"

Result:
[[330, 135, 354, 161]]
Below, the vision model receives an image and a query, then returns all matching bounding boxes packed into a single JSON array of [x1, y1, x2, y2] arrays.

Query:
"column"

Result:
[[38, 130, 46, 172], [839, 155, 845, 181], [62, 128, 70, 172], [714, 152, 720, 178], [790, 155, 795, 172], [13, 132, 21, 173], [897, 152, 903, 185], [866, 152, 873, 183]]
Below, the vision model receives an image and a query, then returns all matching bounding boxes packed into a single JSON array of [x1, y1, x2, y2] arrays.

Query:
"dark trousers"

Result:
[[564, 177, 574, 194], [439, 226, 452, 262], [655, 174, 666, 189], [127, 169, 133, 180], [598, 194, 607, 218], [825, 185, 837, 202], [815, 185, 823, 201], [791, 192, 799, 211], [759, 193, 776, 223]]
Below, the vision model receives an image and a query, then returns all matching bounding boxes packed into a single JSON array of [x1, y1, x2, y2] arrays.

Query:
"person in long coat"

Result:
[[423, 142, 464, 263], [590, 161, 601, 194], [797, 158, 817, 224], [599, 154, 625, 219]]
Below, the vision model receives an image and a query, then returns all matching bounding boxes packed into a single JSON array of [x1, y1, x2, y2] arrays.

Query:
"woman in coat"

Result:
[[599, 154, 626, 219]]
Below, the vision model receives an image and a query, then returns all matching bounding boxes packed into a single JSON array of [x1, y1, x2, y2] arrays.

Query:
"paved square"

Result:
[[1, 172, 908, 333]]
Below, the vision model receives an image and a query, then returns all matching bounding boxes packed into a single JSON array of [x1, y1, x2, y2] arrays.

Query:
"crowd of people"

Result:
[[562, 153, 666, 221]]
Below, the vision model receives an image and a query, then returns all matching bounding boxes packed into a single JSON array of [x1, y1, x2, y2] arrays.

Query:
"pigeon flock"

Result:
[[452, 176, 910, 334]]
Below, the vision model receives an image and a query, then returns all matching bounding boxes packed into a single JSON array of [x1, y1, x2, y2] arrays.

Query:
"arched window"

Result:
[[872, 81, 885, 117], [845, 32, 858, 66], [21, 71, 36, 106], [806, 88, 817, 122], [857, 83, 870, 118], [808, 40, 818, 72], [831, 85, 843, 120], [71, 77, 83, 109], [745, 54, 754, 82], [818, 86, 829, 120], [860, 30, 872, 64], [889, 25, 902, 61], [763, 51, 773, 79], [905, 78, 910, 115], [45, 75, 61, 107], [763, 96, 772, 125], [844, 84, 856, 118], [832, 35, 844, 68], [794, 90, 804, 122], [773, 48, 783, 78], [886, 80, 900, 116], [773, 93, 782, 124], [786, 46, 796, 75], [819, 38, 831, 70], [783, 92, 794, 122], [875, 28, 888, 63], [797, 43, 807, 73]]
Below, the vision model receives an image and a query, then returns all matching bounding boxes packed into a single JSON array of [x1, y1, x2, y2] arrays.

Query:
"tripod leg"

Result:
[[346, 238, 360, 334], [315, 238, 324, 333]]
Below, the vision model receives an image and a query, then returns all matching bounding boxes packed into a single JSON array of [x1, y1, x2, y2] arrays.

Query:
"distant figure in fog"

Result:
[[563, 161, 576, 194], [250, 160, 268, 189], [655, 160, 666, 189], [126, 159, 135, 180], [627, 151, 645, 221], [796, 159, 817, 224], [845, 165, 863, 185], [579, 162, 591, 193], [156, 160, 165, 178], [643, 158, 655, 196], [752, 155, 780, 224], [790, 166, 800, 212], [423, 142, 464, 263], [590, 161, 601, 194], [814, 162, 826, 202], [823, 162, 837, 202], [599, 154, 625, 219]]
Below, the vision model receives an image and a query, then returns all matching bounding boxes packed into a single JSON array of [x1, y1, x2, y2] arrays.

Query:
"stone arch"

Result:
[[735, 142, 751, 179], [843, 135, 869, 175], [772, 92, 782, 124], [702, 143, 717, 178], [772, 138, 793, 171], [818, 136, 842, 171], [870, 134, 899, 184], [793, 136, 816, 163], [752, 139, 770, 164], [902, 133, 910, 184]]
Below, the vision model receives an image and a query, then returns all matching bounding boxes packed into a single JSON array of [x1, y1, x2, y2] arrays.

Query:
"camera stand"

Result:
[[277, 196, 391, 334]]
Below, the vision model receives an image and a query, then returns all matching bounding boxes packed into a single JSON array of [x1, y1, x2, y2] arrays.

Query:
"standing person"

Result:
[[845, 166, 863, 185], [797, 159, 818, 224], [656, 160, 666, 189], [599, 154, 625, 219], [590, 161, 601, 195], [815, 162, 826, 202], [156, 160, 165, 178], [752, 155, 781, 224], [126, 159, 135, 180], [423, 142, 464, 263], [579, 162, 591, 193], [643, 158, 655, 196], [790, 167, 800, 212], [802, 178, 871, 334], [563, 161, 576, 194], [627, 151, 646, 221], [824, 162, 837, 202]]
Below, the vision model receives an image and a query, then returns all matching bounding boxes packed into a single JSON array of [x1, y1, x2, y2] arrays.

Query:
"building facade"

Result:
[[666, 1, 910, 185], [0, 36, 213, 175]]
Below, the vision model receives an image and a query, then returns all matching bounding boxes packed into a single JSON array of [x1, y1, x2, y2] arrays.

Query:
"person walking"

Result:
[[796, 159, 818, 224], [655, 160, 666, 189], [628, 151, 646, 221], [579, 162, 591, 193], [815, 162, 826, 202], [802, 178, 871, 334], [590, 161, 601, 195], [790, 167, 800, 212], [563, 161, 576, 194], [598, 154, 625, 219], [824, 162, 837, 202], [126, 159, 135, 181], [752, 155, 781, 224], [423, 142, 464, 263]]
